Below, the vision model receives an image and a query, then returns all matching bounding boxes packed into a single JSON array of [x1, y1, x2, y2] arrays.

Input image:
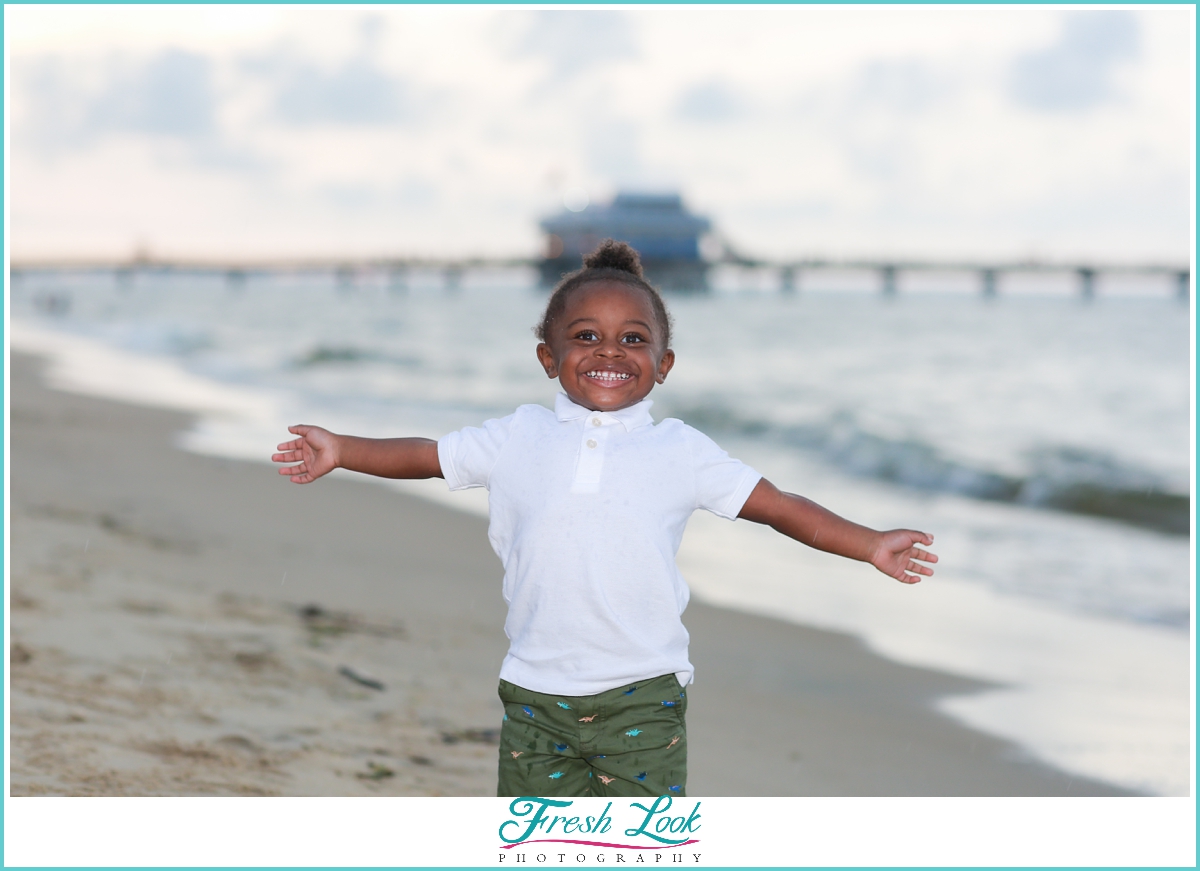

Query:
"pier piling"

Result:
[[880, 265, 897, 297], [780, 267, 798, 295], [1077, 267, 1096, 301], [388, 265, 408, 294], [981, 268, 998, 299]]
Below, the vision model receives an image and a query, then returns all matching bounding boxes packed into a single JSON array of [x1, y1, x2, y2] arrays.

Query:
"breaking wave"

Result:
[[294, 345, 421, 369], [668, 403, 1189, 536]]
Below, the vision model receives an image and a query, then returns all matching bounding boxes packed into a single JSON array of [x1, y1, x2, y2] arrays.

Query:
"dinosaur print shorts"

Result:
[[497, 673, 688, 797]]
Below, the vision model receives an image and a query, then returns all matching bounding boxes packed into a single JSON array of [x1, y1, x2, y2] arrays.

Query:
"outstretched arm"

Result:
[[737, 478, 937, 583], [273, 424, 442, 484]]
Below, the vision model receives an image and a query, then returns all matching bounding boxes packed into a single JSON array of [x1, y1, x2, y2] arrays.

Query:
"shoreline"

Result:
[[9, 351, 1136, 795]]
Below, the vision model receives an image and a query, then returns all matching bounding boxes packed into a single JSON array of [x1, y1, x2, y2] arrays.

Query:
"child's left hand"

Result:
[[870, 531, 938, 584]]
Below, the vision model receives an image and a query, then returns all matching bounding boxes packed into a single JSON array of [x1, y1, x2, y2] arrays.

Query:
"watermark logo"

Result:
[[499, 796, 701, 863]]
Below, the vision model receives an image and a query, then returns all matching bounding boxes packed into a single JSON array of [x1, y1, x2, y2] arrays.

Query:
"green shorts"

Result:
[[497, 673, 688, 798]]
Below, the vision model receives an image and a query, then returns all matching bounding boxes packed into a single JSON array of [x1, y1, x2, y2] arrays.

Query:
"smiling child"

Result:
[[273, 239, 937, 797]]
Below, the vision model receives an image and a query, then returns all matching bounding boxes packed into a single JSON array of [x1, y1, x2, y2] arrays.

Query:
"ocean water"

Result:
[[8, 267, 1194, 795]]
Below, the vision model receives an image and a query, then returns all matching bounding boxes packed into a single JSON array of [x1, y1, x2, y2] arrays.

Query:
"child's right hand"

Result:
[[273, 424, 340, 483], [869, 529, 938, 584]]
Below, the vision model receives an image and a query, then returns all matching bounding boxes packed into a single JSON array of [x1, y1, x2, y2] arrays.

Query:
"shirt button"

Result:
[[591, 418, 601, 426], [586, 439, 598, 449]]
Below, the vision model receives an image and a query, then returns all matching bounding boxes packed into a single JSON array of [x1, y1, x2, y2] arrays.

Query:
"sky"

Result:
[[6, 5, 1194, 263]]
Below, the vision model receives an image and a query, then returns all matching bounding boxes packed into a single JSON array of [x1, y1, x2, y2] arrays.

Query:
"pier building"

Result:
[[539, 192, 711, 291]]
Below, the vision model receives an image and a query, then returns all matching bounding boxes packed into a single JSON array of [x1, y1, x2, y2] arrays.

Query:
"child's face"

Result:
[[536, 280, 675, 412]]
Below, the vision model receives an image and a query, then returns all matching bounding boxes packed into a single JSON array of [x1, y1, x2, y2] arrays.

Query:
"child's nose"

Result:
[[596, 339, 624, 356]]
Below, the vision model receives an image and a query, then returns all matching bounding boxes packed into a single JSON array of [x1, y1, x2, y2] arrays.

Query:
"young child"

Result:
[[272, 239, 937, 798]]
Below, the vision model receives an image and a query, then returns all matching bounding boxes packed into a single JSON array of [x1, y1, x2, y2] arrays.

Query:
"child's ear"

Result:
[[536, 342, 558, 378], [656, 349, 676, 383]]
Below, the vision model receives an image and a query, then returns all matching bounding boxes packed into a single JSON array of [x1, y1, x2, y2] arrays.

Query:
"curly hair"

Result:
[[535, 239, 674, 347]]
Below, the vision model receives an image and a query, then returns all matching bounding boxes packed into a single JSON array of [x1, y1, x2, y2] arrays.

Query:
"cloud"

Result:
[[240, 15, 416, 129], [513, 11, 638, 79], [101, 49, 216, 136], [1008, 11, 1139, 112], [271, 58, 413, 126], [851, 59, 947, 114], [317, 176, 438, 213], [584, 119, 644, 185], [19, 48, 217, 147], [8, 7, 1189, 261], [789, 58, 949, 186], [674, 81, 748, 123]]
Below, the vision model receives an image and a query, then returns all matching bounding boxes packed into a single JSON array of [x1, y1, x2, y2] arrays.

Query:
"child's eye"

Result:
[[575, 330, 598, 341], [620, 334, 646, 344]]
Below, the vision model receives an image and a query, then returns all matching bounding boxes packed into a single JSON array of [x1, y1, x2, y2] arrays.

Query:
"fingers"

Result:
[[280, 465, 314, 483], [276, 426, 332, 483], [884, 529, 935, 551], [876, 529, 937, 584], [888, 564, 922, 584], [277, 459, 323, 483], [892, 558, 935, 584]]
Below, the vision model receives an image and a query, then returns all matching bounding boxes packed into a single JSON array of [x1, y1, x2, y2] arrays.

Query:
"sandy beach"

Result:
[[9, 351, 1135, 796]]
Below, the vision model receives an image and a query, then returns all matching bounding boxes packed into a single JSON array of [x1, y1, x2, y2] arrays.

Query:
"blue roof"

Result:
[[541, 192, 711, 262]]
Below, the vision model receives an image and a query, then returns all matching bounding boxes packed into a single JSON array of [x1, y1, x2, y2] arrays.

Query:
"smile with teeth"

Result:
[[584, 370, 632, 382]]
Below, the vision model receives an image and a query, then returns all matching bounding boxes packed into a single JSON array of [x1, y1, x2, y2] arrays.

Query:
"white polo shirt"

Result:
[[438, 393, 762, 696]]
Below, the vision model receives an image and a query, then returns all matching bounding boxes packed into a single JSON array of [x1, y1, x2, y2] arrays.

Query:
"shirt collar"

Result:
[[554, 392, 655, 432]]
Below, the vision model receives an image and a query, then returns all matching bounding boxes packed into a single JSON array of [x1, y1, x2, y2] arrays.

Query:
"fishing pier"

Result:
[[10, 191, 1189, 300], [11, 252, 1189, 301]]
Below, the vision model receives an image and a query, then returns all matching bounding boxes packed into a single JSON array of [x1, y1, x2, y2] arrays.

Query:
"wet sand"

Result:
[[9, 352, 1134, 795]]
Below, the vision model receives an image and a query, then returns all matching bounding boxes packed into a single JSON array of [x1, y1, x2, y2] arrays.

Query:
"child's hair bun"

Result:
[[535, 236, 672, 346], [583, 239, 644, 277]]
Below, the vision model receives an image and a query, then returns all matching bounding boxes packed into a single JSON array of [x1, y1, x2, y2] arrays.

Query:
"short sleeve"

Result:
[[686, 426, 763, 520], [438, 414, 516, 491]]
